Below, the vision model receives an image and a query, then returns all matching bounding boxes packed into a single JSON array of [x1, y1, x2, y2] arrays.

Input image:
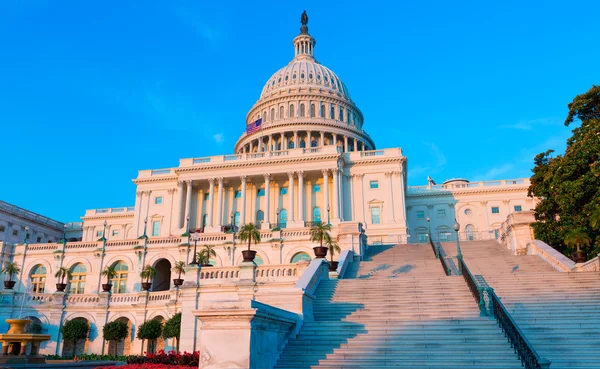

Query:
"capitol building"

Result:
[[0, 13, 540, 363]]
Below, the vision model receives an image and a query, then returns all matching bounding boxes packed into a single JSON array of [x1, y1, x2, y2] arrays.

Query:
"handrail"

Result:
[[458, 257, 550, 369], [428, 233, 439, 259], [435, 241, 451, 276]]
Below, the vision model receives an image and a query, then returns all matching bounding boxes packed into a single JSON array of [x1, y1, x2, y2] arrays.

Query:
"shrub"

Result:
[[137, 320, 162, 341], [103, 321, 128, 350], [61, 320, 89, 357], [161, 313, 181, 352]]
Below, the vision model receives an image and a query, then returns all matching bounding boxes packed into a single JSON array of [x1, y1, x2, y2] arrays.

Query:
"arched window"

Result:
[[280, 209, 288, 228], [311, 139, 317, 147], [339, 107, 344, 122], [313, 207, 322, 222], [69, 263, 87, 294], [299, 139, 306, 148], [270, 108, 275, 121], [330, 105, 335, 119], [347, 111, 351, 124], [256, 210, 264, 225], [437, 226, 452, 242], [263, 110, 267, 122], [291, 252, 311, 263], [112, 261, 128, 294], [234, 212, 240, 227], [254, 256, 264, 266], [465, 224, 476, 241], [279, 106, 284, 119], [299, 104, 305, 117], [320, 104, 325, 117], [288, 140, 295, 149], [30, 265, 47, 293], [289, 105, 295, 118], [310, 104, 315, 117]]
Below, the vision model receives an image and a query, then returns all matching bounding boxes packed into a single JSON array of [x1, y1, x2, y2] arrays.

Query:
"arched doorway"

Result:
[[153, 259, 171, 291], [108, 317, 132, 356], [465, 224, 476, 241], [291, 252, 311, 263], [62, 317, 90, 357], [148, 316, 166, 354]]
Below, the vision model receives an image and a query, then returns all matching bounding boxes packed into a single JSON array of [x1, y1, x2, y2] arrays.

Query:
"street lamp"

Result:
[[454, 219, 463, 275], [23, 226, 29, 245], [426, 217, 431, 240], [62, 224, 68, 245], [276, 208, 281, 229], [99, 220, 108, 242], [327, 205, 331, 225], [230, 211, 237, 266], [190, 231, 200, 265]]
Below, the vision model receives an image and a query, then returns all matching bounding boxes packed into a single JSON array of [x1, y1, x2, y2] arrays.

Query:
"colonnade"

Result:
[[238, 130, 370, 154]]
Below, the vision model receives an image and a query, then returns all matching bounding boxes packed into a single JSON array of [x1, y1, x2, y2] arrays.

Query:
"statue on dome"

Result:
[[301, 10, 309, 26]]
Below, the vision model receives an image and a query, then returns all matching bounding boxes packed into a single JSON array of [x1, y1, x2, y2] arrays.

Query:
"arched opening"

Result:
[[30, 265, 47, 293], [289, 104, 295, 118], [147, 316, 166, 354], [310, 104, 315, 117], [288, 140, 295, 149], [256, 210, 264, 226], [299, 139, 306, 148], [339, 107, 344, 121], [437, 226, 452, 242], [320, 104, 325, 117], [313, 207, 322, 223], [69, 263, 87, 294], [108, 317, 132, 356], [254, 256, 264, 265], [111, 261, 128, 294], [279, 106, 284, 119], [465, 224, 476, 241], [233, 212, 240, 228], [62, 317, 90, 357], [415, 227, 429, 243], [299, 104, 305, 117], [310, 139, 317, 147], [330, 105, 335, 119], [152, 259, 171, 291], [291, 252, 311, 263]]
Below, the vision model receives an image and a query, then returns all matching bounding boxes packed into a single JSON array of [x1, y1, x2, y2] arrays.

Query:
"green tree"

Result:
[[590, 208, 600, 230], [198, 245, 217, 265], [137, 319, 163, 354], [564, 228, 592, 253], [172, 261, 186, 279], [61, 319, 89, 357], [310, 222, 332, 247], [1, 262, 21, 282], [529, 85, 600, 259], [162, 313, 181, 352], [54, 267, 72, 284], [103, 321, 128, 355], [140, 265, 157, 284], [239, 223, 261, 251], [325, 236, 341, 264]]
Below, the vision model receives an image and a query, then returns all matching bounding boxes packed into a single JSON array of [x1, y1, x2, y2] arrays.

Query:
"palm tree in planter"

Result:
[[54, 267, 72, 292], [172, 261, 186, 287], [101, 265, 117, 292], [310, 222, 332, 258], [239, 223, 261, 262], [564, 228, 592, 263], [198, 245, 217, 267], [2, 262, 21, 290], [590, 208, 600, 231], [140, 265, 157, 291], [325, 236, 342, 271]]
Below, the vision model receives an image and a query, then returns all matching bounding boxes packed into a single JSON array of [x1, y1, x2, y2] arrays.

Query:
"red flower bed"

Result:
[[95, 350, 199, 369], [97, 365, 181, 369]]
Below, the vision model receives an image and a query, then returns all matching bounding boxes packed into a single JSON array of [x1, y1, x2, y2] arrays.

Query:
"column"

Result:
[[298, 171, 305, 222], [322, 169, 330, 223], [320, 131, 325, 146], [269, 134, 273, 151], [207, 178, 215, 227], [332, 168, 340, 221], [354, 139, 358, 152], [216, 178, 224, 228], [262, 174, 271, 229], [288, 172, 295, 223], [344, 136, 349, 153], [339, 173, 345, 221], [282, 134, 287, 150], [240, 176, 247, 225], [307, 131, 311, 147], [184, 180, 193, 228], [249, 141, 253, 153], [333, 134, 337, 146], [294, 131, 298, 148]]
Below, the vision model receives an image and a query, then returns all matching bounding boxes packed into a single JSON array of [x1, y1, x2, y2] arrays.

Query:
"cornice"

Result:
[[133, 176, 178, 185], [81, 213, 135, 220], [406, 186, 529, 198]]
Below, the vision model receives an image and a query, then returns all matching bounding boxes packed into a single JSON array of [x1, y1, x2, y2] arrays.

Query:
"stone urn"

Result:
[[6, 319, 32, 334]]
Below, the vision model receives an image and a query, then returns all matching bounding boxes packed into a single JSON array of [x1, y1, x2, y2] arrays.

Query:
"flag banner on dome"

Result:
[[246, 118, 263, 134]]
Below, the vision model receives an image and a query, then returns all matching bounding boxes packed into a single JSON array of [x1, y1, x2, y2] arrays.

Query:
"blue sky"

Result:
[[1, 0, 598, 222]]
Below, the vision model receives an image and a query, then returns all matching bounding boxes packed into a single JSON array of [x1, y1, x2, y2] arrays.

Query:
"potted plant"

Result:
[[137, 319, 163, 354], [101, 265, 117, 292], [2, 262, 21, 290], [199, 245, 217, 267], [564, 228, 591, 263], [239, 223, 261, 262], [172, 261, 186, 287], [54, 267, 72, 292], [162, 312, 181, 352], [102, 320, 128, 356], [140, 265, 157, 291], [326, 236, 341, 271], [310, 222, 331, 258], [60, 319, 89, 357]]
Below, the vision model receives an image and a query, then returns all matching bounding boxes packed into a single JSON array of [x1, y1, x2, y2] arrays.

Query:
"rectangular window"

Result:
[[514, 205, 522, 212], [0, 225, 5, 232], [155, 197, 163, 205], [437, 209, 446, 217], [257, 189, 265, 197], [369, 180, 379, 189], [371, 207, 381, 224], [280, 187, 288, 195], [12, 229, 18, 237], [152, 221, 160, 237], [36, 236, 42, 243], [416, 211, 425, 219], [234, 190, 242, 199], [313, 184, 321, 193], [440, 232, 451, 242], [418, 233, 428, 243], [96, 230, 102, 237], [112, 229, 119, 236], [491, 207, 500, 214]]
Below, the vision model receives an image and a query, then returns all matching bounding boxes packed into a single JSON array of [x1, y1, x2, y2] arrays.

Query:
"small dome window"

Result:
[[309, 73, 313, 79], [301, 73, 305, 79], [272, 80, 275, 86], [317, 74, 321, 80], [324, 76, 328, 82], [293, 74, 297, 79], [465, 209, 472, 215], [278, 77, 281, 83], [285, 76, 289, 81]]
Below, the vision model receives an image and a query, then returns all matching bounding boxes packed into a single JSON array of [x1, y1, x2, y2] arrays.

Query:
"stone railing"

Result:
[[106, 239, 140, 247], [200, 267, 240, 281], [65, 242, 98, 250], [0, 200, 63, 229], [528, 240, 600, 272], [13, 293, 57, 304], [26, 243, 59, 252], [66, 294, 101, 305], [85, 207, 136, 216], [408, 178, 529, 194], [148, 290, 179, 303], [199, 264, 303, 283], [109, 294, 141, 305]]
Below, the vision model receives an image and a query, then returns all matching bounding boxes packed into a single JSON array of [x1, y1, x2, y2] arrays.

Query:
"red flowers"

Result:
[[96, 351, 199, 369]]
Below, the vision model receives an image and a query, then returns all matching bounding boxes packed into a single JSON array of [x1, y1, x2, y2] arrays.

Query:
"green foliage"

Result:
[[198, 245, 216, 265], [136, 319, 163, 340], [61, 319, 89, 343], [529, 85, 600, 260], [172, 261, 186, 279], [1, 262, 21, 281], [26, 321, 43, 334], [310, 222, 332, 247], [140, 265, 157, 283], [162, 313, 181, 340], [101, 265, 117, 284], [325, 237, 341, 262], [564, 228, 592, 252], [103, 321, 128, 342], [239, 223, 261, 251], [54, 267, 72, 283], [44, 353, 129, 361]]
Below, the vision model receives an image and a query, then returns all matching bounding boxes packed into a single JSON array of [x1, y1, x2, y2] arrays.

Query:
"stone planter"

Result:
[[313, 246, 328, 259], [101, 283, 112, 292], [56, 283, 67, 292], [242, 250, 257, 262], [572, 251, 587, 263], [6, 319, 32, 334], [201, 264, 213, 267], [4, 281, 15, 290], [141, 282, 152, 291], [173, 278, 184, 287], [329, 261, 339, 271]]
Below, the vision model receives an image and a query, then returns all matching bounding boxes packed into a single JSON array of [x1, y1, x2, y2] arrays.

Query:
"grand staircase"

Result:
[[443, 241, 600, 369], [274, 244, 522, 368]]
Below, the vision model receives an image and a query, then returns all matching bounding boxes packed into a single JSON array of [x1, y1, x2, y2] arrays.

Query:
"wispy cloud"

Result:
[[173, 5, 223, 44], [500, 117, 561, 131], [213, 133, 224, 143], [473, 164, 514, 181]]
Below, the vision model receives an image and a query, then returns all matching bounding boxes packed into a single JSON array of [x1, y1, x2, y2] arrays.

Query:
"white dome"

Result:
[[260, 60, 351, 100]]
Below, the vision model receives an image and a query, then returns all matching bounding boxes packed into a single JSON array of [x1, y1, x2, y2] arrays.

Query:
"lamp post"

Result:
[[276, 208, 281, 229], [23, 226, 29, 245], [327, 205, 330, 225], [99, 220, 108, 242], [230, 211, 236, 266], [454, 219, 463, 275], [426, 216, 431, 241], [190, 231, 200, 265]]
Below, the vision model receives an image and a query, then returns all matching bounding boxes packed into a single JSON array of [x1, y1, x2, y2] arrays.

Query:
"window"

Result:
[[437, 209, 446, 217], [291, 252, 311, 263], [154, 197, 163, 205], [299, 104, 305, 117], [320, 105, 325, 117], [439, 231, 452, 242], [279, 106, 284, 119], [234, 190, 242, 199], [310, 104, 315, 117], [152, 221, 160, 237], [280, 187, 288, 195], [12, 229, 18, 237], [289, 105, 295, 117], [313, 207, 322, 222], [371, 207, 381, 224], [96, 230, 103, 237], [0, 225, 5, 232], [369, 180, 379, 189], [288, 141, 294, 149], [112, 261, 128, 294], [339, 107, 344, 121], [270, 108, 275, 121], [30, 265, 47, 293], [254, 256, 264, 266], [256, 210, 264, 225], [279, 209, 288, 227], [69, 263, 86, 294], [330, 105, 335, 119], [310, 139, 317, 147], [36, 236, 42, 243], [313, 184, 321, 193], [112, 229, 119, 237], [257, 189, 265, 197], [418, 233, 428, 243], [465, 224, 476, 241], [299, 139, 306, 148], [514, 205, 522, 212], [491, 207, 500, 214], [233, 212, 240, 227], [416, 211, 425, 219], [464, 208, 472, 215]]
